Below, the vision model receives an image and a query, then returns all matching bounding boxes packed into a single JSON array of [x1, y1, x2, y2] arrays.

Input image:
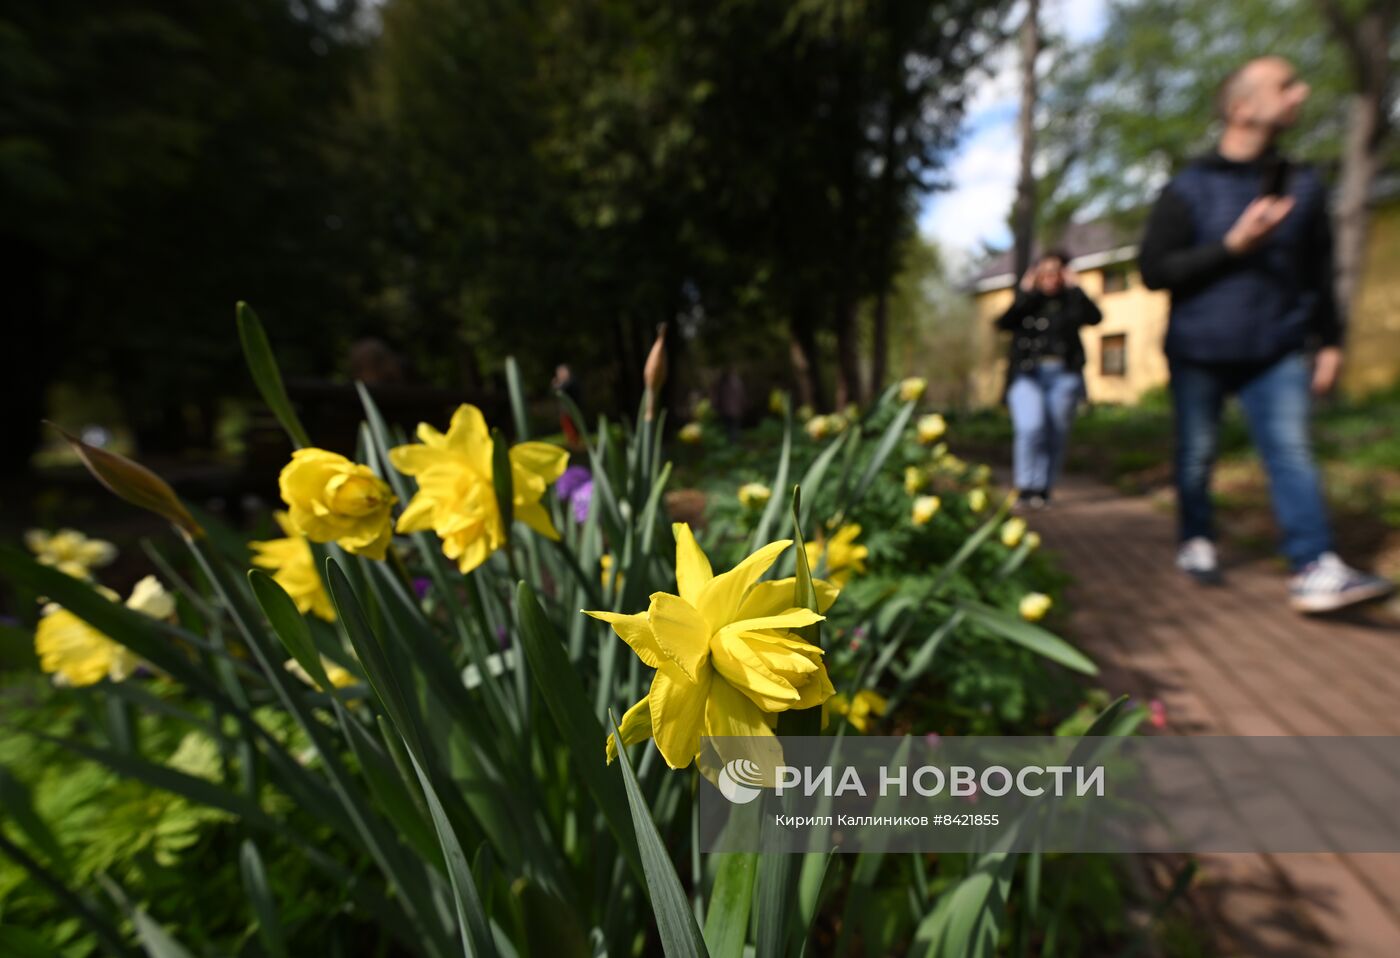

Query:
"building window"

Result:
[[1101, 264, 1131, 293], [1100, 333, 1127, 377]]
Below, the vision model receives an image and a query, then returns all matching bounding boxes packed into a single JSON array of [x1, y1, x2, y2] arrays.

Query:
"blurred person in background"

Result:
[[996, 250, 1103, 510], [1139, 56, 1392, 613]]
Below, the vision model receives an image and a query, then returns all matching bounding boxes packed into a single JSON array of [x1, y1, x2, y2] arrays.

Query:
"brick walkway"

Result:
[[1030, 476, 1400, 957]]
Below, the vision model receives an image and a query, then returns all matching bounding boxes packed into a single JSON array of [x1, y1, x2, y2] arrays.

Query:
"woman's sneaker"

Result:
[[1289, 553, 1394, 613], [1176, 537, 1222, 585]]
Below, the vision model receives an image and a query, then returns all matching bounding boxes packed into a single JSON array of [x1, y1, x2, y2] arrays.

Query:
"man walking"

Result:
[[1140, 56, 1392, 613]]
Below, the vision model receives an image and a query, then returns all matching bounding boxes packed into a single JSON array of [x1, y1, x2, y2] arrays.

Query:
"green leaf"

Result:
[[240, 840, 289, 958], [248, 570, 330, 690], [515, 582, 643, 884], [492, 427, 515, 542], [956, 600, 1098, 675], [608, 711, 708, 958], [749, 403, 792, 550], [845, 399, 916, 511], [405, 748, 499, 958], [703, 853, 756, 957], [237, 301, 311, 449], [0, 765, 70, 875], [0, 832, 128, 957], [0, 926, 66, 958], [505, 355, 530, 440], [795, 433, 848, 532]]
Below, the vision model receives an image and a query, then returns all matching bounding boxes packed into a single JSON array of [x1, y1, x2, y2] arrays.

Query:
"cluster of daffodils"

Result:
[[34, 575, 174, 687], [586, 525, 839, 769], [257, 405, 570, 593]]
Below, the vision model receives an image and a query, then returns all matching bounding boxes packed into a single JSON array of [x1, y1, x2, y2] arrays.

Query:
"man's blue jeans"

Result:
[[1007, 362, 1083, 494], [1169, 350, 1332, 569]]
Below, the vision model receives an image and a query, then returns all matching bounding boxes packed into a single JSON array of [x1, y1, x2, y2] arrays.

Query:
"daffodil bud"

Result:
[[643, 323, 668, 421]]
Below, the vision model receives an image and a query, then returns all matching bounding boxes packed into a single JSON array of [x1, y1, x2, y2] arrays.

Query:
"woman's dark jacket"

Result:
[[994, 286, 1103, 400]]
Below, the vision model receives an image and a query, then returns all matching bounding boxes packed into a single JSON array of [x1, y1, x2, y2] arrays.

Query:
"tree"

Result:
[[1011, 0, 1041, 279]]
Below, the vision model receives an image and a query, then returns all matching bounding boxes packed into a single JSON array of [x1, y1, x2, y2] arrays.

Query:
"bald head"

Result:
[[1216, 57, 1309, 130]]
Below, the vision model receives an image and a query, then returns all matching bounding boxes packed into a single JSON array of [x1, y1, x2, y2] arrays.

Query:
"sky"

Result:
[[917, 0, 1108, 268]]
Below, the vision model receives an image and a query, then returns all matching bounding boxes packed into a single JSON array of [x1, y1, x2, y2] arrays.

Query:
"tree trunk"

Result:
[[1011, 0, 1041, 279], [1314, 0, 1394, 316], [789, 302, 825, 411], [833, 294, 863, 410], [870, 286, 890, 392]]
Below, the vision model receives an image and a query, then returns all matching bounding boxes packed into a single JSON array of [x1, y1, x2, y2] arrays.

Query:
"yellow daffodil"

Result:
[[280, 449, 396, 560], [769, 389, 787, 416], [585, 524, 839, 770], [912, 495, 942, 526], [1019, 592, 1053, 622], [803, 523, 868, 589], [284, 656, 358, 692], [34, 576, 173, 687], [967, 488, 987, 513], [1024, 531, 1042, 551], [25, 528, 116, 579], [916, 413, 947, 445], [389, 404, 569, 574], [600, 553, 623, 591], [679, 422, 704, 444], [796, 404, 814, 422], [737, 482, 772, 509], [898, 377, 927, 402], [1000, 517, 1027, 548], [826, 689, 889, 732], [251, 512, 335, 621], [693, 398, 714, 422], [805, 414, 845, 440], [904, 465, 924, 495]]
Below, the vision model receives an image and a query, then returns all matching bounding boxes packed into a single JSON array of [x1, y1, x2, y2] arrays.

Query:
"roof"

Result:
[[970, 217, 1142, 293]]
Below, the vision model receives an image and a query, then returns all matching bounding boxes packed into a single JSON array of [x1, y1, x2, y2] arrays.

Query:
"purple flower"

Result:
[[413, 577, 431, 600], [572, 480, 594, 523], [556, 465, 591, 502], [494, 624, 510, 650]]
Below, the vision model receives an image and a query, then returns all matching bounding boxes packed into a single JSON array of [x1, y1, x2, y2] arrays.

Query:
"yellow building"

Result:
[[968, 194, 1400, 406]]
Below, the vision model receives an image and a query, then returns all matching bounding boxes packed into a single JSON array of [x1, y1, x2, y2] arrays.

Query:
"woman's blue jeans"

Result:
[[1169, 350, 1332, 569], [1008, 362, 1083, 494]]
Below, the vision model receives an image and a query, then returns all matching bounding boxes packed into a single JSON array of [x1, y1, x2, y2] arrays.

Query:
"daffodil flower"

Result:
[[34, 576, 173, 687], [737, 482, 772, 509], [1000, 517, 1027, 548], [826, 689, 889, 732], [585, 524, 839, 769], [280, 449, 397, 559], [916, 413, 946, 444], [912, 495, 942, 526], [898, 377, 927, 402], [804, 523, 868, 588], [25, 528, 116, 579], [389, 404, 568, 574], [678, 422, 704, 444], [1019, 592, 1053, 622]]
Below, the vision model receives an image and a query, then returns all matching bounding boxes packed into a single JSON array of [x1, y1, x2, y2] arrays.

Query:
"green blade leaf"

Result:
[[240, 840, 289, 958], [505, 355, 530, 440], [405, 748, 499, 958], [608, 711, 708, 958], [248, 570, 330, 691], [956, 599, 1097, 675], [845, 400, 917, 511], [237, 301, 311, 449], [515, 582, 643, 884], [703, 853, 756, 957]]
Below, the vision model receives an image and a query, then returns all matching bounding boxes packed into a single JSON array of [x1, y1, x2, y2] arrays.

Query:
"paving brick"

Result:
[[1028, 475, 1400, 955]]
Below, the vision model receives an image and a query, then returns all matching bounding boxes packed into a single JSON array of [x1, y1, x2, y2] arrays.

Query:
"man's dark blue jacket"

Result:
[[1138, 149, 1343, 364]]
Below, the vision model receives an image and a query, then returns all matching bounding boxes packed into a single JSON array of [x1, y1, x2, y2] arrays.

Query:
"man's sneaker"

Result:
[[1176, 537, 1222, 585], [1289, 552, 1395, 613]]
